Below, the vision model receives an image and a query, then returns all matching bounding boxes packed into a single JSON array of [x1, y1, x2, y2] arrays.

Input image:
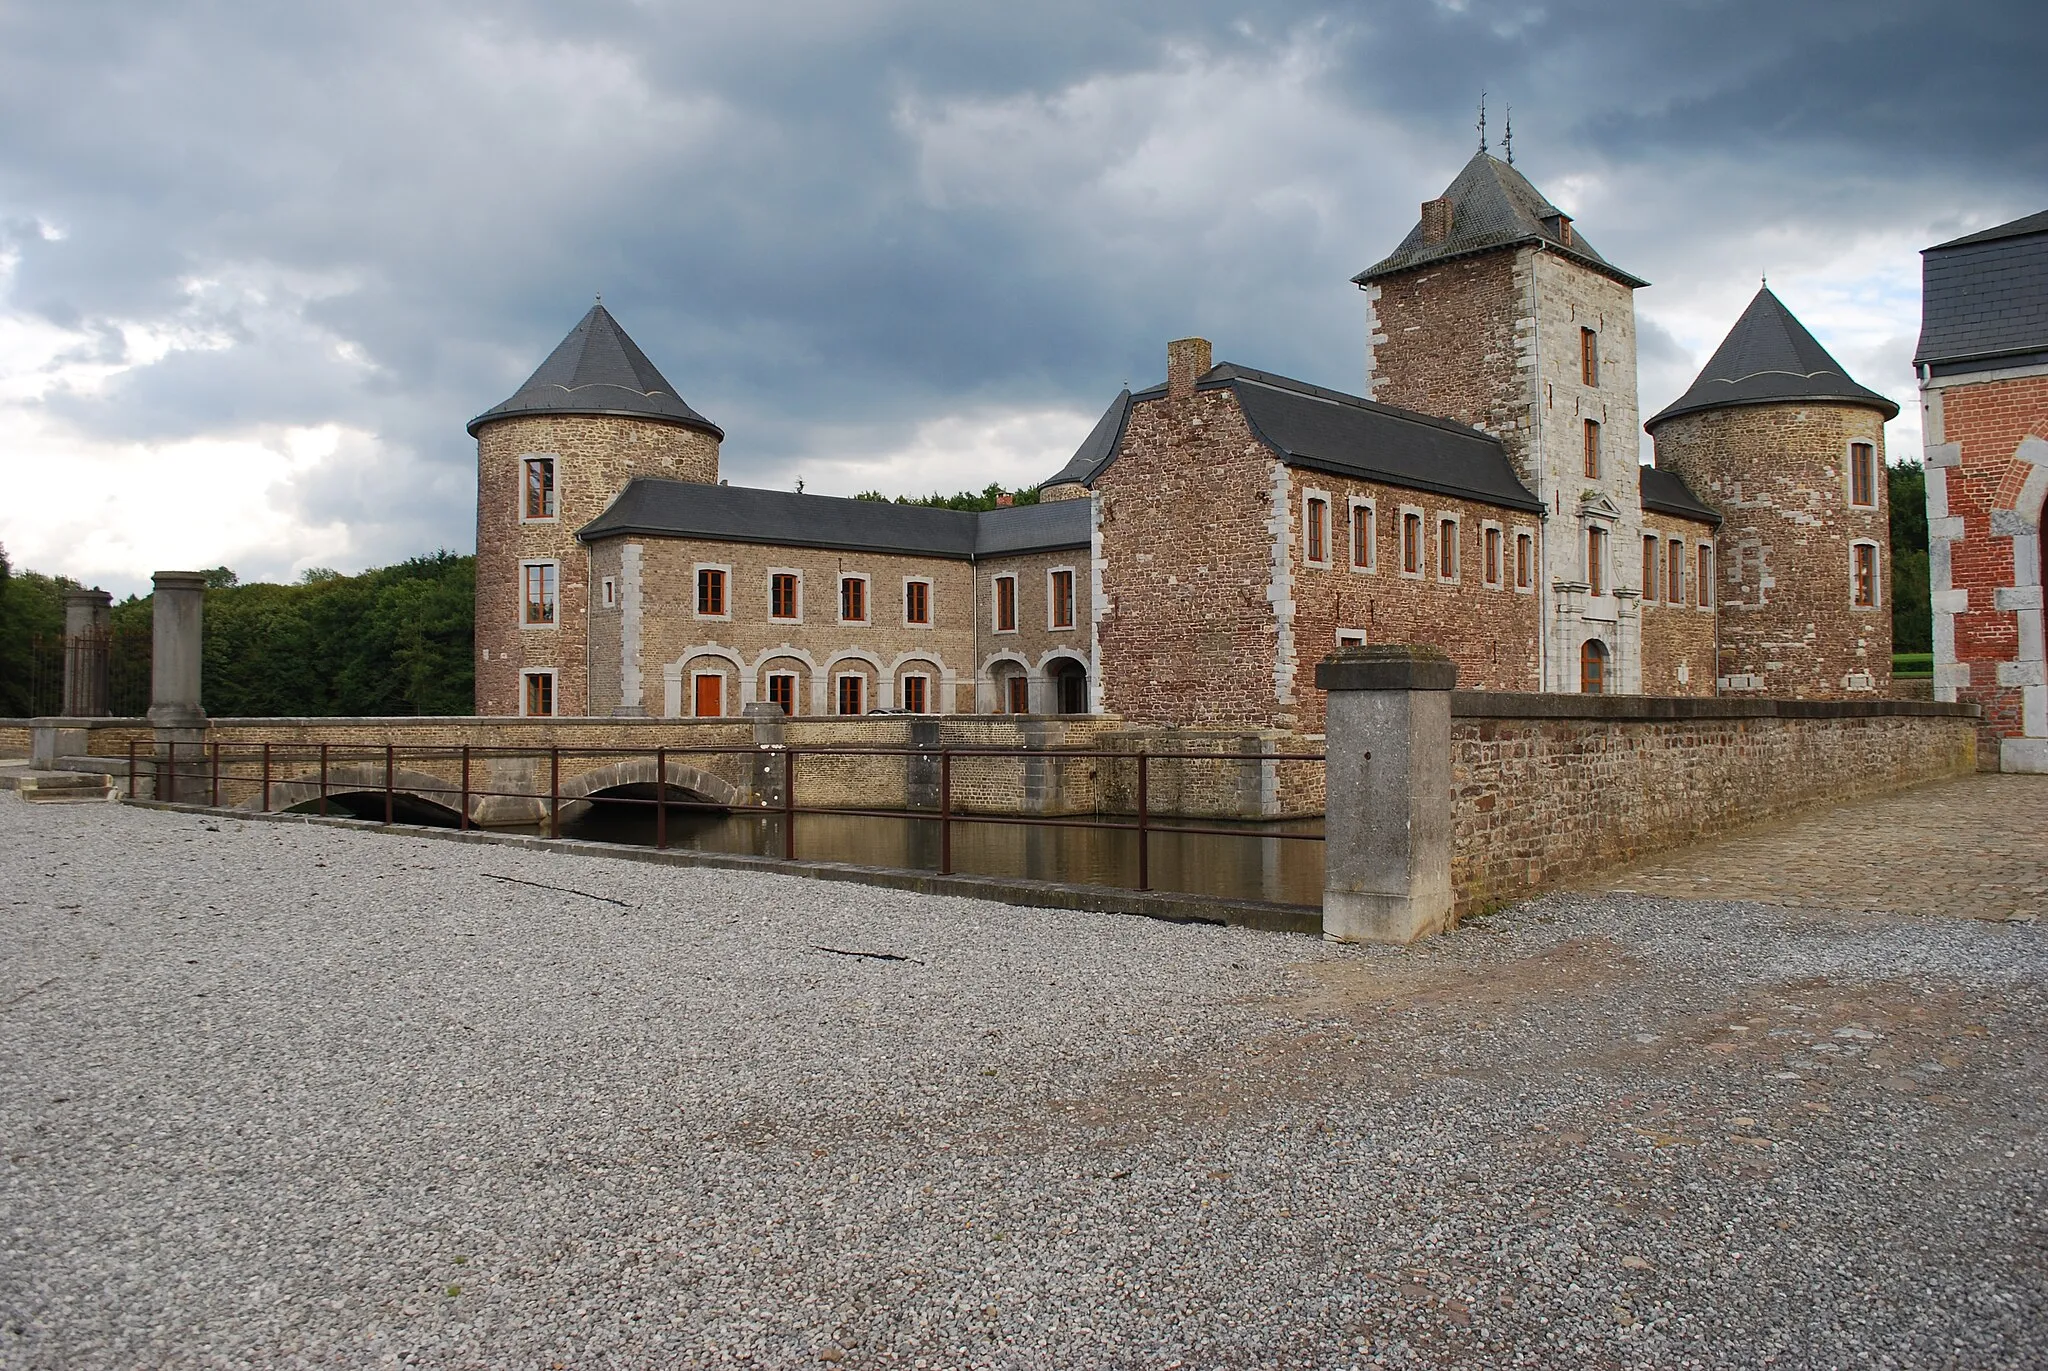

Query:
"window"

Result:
[[1335, 628, 1369, 648], [993, 574, 1018, 632], [1586, 526, 1608, 596], [904, 579, 931, 625], [692, 672, 724, 718], [766, 672, 797, 715], [1849, 442, 1877, 508], [1580, 640, 1607, 695], [1049, 568, 1076, 629], [1642, 535, 1659, 603], [522, 670, 555, 717], [1852, 542, 1880, 608], [1583, 419, 1602, 479], [696, 567, 726, 617], [1437, 516, 1459, 581], [600, 576, 617, 609], [1401, 511, 1424, 575], [840, 575, 867, 624], [1484, 526, 1502, 587], [521, 561, 557, 626], [1516, 532, 1534, 590], [1304, 494, 1329, 565], [1350, 500, 1375, 571], [1667, 539, 1685, 605], [522, 457, 556, 520], [900, 674, 929, 714], [1580, 328, 1599, 387], [770, 572, 800, 621], [1005, 675, 1030, 714], [1697, 544, 1714, 609], [835, 674, 865, 716]]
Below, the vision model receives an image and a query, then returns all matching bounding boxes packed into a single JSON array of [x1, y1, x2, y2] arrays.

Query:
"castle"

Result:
[[470, 148, 1900, 728]]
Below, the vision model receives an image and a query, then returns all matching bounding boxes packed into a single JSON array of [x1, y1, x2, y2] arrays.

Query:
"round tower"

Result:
[[1647, 288, 1899, 698], [468, 303, 723, 717]]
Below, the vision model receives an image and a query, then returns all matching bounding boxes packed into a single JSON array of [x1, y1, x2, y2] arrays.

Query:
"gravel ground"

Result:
[[2, 796, 2044, 1369]]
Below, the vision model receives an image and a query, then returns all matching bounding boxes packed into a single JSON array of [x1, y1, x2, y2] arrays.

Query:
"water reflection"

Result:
[[551, 802, 1324, 907]]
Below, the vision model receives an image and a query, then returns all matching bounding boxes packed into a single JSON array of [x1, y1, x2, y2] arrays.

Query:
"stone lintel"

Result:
[[1314, 644, 1457, 693]]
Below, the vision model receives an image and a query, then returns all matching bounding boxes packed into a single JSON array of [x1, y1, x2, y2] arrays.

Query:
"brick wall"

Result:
[[1637, 510, 1718, 695], [1367, 253, 1530, 472], [1447, 695, 1978, 915], [474, 413, 720, 718], [1652, 402, 1892, 698]]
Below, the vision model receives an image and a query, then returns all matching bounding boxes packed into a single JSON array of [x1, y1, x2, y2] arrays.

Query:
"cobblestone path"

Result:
[[1582, 773, 2048, 922]]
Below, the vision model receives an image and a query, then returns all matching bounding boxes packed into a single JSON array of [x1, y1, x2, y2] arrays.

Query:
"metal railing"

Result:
[[127, 738, 1323, 896]]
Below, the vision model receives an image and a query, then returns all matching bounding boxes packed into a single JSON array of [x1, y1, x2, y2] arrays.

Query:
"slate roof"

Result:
[[468, 304, 724, 438], [1039, 389, 1133, 489], [1646, 287, 1899, 428], [577, 480, 1088, 560], [1353, 151, 1647, 289], [1639, 465, 1720, 524], [1041, 363, 1544, 514], [1915, 209, 2048, 371]]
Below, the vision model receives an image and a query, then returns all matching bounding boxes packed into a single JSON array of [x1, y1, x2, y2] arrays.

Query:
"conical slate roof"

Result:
[[1354, 151, 1647, 289], [467, 304, 723, 438], [1646, 287, 1898, 429]]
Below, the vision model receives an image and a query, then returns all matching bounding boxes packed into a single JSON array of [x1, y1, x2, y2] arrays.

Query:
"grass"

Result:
[[1894, 652, 1933, 678]]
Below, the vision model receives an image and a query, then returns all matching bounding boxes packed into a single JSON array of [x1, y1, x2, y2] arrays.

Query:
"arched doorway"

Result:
[[1580, 639, 1608, 695], [1048, 658, 1088, 714]]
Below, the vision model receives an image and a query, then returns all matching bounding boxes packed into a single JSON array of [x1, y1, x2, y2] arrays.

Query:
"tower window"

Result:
[[1586, 526, 1608, 597], [1437, 516, 1459, 581], [1579, 639, 1607, 695], [1697, 544, 1714, 609], [1851, 542, 1880, 608], [770, 572, 800, 621], [1048, 568, 1076, 629], [521, 561, 557, 626], [904, 579, 931, 625], [1304, 495, 1329, 565], [1583, 419, 1602, 479], [522, 670, 556, 717], [1401, 510, 1424, 576], [522, 457, 556, 520], [1484, 525, 1502, 587], [840, 575, 868, 624], [993, 574, 1018, 632], [696, 567, 727, 617], [1642, 535, 1659, 602], [1515, 531, 1534, 590], [1580, 328, 1599, 387], [1667, 539, 1685, 605], [1849, 442, 1877, 507]]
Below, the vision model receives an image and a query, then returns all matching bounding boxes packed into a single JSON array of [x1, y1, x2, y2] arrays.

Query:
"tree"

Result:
[[854, 482, 1042, 511], [1888, 462, 1931, 654]]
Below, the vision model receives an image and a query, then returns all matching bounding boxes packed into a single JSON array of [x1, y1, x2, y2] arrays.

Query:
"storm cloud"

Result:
[[2, 0, 2041, 592]]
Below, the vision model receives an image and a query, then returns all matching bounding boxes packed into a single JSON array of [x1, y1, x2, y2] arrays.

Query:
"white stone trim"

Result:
[[901, 575, 934, 627], [1513, 527, 1537, 595], [661, 644, 747, 717], [1844, 438, 1881, 508], [1267, 462, 1297, 708], [692, 562, 732, 621], [1849, 539, 1882, 610], [688, 669, 727, 718], [1396, 504, 1426, 580], [1347, 496, 1376, 573], [519, 668, 559, 718], [989, 570, 1020, 634], [1045, 564, 1078, 631], [517, 454, 560, 524], [1300, 486, 1334, 569], [766, 567, 803, 624], [518, 559, 559, 629], [836, 571, 871, 626], [1434, 511, 1462, 583]]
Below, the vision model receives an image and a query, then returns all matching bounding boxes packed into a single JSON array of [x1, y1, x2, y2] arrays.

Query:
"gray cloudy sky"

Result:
[[2, 0, 2042, 594]]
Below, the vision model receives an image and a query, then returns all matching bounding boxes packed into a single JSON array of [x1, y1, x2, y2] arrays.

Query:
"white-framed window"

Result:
[[1047, 566, 1076, 630], [839, 573, 870, 625], [768, 568, 802, 622], [694, 564, 730, 620], [765, 671, 799, 716], [1335, 627, 1369, 648], [520, 560, 558, 628], [899, 672, 931, 714], [520, 669, 557, 718], [1514, 529, 1535, 593], [1641, 534, 1659, 604], [903, 577, 933, 626], [1667, 538, 1686, 605], [1435, 513, 1461, 583], [690, 670, 726, 718], [1398, 505, 1425, 579], [600, 576, 617, 609], [1481, 521, 1503, 588], [1850, 540, 1881, 609], [1583, 418, 1602, 479], [1696, 543, 1715, 610], [991, 573, 1019, 633], [1348, 498, 1376, 573], [834, 672, 867, 716], [1585, 524, 1610, 597], [1848, 442, 1879, 509], [521, 455, 558, 522], [1302, 488, 1332, 568]]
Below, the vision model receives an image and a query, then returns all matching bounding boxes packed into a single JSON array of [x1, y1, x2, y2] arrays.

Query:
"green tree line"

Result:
[[1889, 461, 1931, 655], [0, 549, 474, 717]]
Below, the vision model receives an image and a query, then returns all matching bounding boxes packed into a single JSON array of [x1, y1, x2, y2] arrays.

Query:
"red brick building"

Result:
[[1916, 211, 2048, 772]]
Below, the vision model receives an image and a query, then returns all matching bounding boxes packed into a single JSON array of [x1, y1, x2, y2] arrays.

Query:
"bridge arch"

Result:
[[245, 763, 468, 823]]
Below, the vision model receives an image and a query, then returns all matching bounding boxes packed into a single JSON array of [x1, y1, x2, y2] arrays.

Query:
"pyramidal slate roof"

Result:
[[468, 304, 724, 438], [1646, 287, 1899, 429], [1354, 151, 1646, 289], [1916, 209, 2048, 371]]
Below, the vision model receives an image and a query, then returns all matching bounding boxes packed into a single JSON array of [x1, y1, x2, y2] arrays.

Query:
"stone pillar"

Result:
[[147, 571, 209, 801], [62, 589, 113, 717], [1315, 644, 1457, 944], [746, 701, 787, 807]]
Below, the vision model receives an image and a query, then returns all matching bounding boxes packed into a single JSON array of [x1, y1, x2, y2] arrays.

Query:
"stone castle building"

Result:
[[470, 148, 1900, 727]]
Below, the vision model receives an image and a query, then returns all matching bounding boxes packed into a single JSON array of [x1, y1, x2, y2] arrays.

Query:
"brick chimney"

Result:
[[1420, 196, 1453, 244], [1167, 337, 1212, 398]]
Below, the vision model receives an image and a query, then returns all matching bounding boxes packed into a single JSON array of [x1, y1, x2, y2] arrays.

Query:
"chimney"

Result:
[[1167, 337, 1212, 398], [1420, 196, 1453, 244], [995, 493, 1014, 507]]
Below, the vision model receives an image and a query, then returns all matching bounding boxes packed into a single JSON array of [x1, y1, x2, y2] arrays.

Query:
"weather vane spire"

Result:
[[1503, 106, 1514, 164], [1478, 91, 1488, 153]]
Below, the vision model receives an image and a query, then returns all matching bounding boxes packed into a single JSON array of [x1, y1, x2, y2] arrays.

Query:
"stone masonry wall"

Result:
[[1448, 697, 1978, 916], [1652, 402, 1892, 698], [474, 413, 720, 718], [1367, 253, 1531, 476], [1637, 509, 1718, 696]]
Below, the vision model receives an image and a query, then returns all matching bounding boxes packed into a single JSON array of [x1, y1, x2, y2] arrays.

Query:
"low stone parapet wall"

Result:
[[1446, 693, 1979, 916]]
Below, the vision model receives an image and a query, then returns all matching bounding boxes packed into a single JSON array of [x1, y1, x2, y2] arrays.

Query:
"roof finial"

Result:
[[1477, 91, 1488, 153], [1503, 106, 1513, 165], [594, 291, 602, 305]]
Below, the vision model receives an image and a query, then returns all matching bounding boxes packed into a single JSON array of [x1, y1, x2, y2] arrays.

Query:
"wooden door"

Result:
[[694, 673, 723, 718]]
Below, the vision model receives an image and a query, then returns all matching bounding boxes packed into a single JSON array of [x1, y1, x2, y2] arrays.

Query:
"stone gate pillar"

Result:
[[1315, 644, 1456, 944], [147, 571, 210, 799], [62, 588, 113, 717]]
